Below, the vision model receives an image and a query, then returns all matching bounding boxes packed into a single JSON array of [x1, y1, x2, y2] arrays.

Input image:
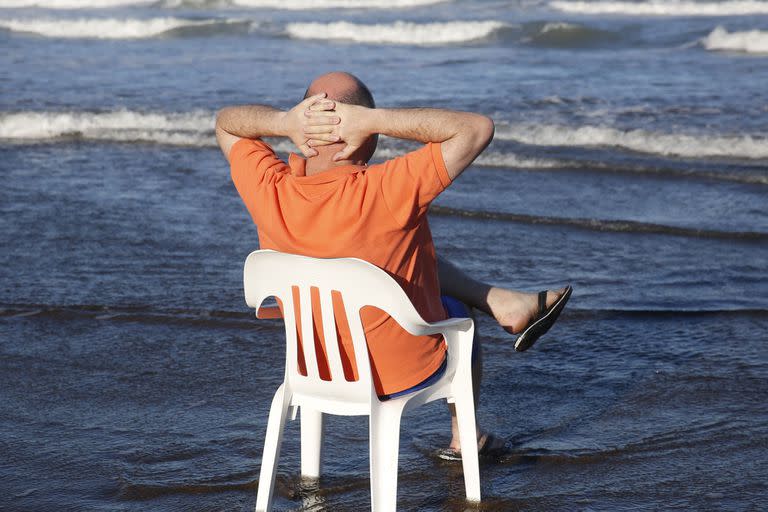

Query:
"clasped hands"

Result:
[[284, 92, 369, 162]]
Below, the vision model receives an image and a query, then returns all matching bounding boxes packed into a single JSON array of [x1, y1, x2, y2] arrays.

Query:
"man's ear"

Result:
[[357, 134, 378, 163]]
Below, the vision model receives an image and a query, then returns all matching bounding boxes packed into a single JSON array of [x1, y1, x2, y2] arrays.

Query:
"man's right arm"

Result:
[[307, 104, 494, 181]]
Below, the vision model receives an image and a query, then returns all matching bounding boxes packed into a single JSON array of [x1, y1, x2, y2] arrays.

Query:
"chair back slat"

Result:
[[279, 285, 300, 381], [343, 297, 374, 392], [318, 288, 345, 383], [297, 286, 319, 380]]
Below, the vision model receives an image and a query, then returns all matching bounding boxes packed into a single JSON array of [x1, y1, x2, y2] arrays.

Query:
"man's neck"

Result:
[[305, 144, 366, 176]]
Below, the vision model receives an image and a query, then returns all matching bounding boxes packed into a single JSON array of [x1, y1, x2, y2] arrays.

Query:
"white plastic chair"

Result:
[[244, 250, 480, 512]]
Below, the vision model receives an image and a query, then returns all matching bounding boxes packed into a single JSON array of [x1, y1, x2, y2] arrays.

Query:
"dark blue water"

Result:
[[1, 0, 767, 510]]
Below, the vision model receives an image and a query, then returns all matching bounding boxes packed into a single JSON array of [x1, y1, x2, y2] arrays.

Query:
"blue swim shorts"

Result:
[[379, 295, 474, 401]]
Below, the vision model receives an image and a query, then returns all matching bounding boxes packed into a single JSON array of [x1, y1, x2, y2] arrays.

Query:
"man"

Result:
[[216, 72, 571, 456]]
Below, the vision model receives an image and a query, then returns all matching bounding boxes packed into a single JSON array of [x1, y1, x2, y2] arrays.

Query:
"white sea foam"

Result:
[[232, 0, 445, 8], [0, 18, 243, 39], [0, 110, 215, 146], [0, 17, 235, 39], [703, 26, 768, 53], [0, 0, 155, 8], [495, 123, 768, 159], [371, 144, 562, 168], [550, 1, 768, 16], [285, 20, 506, 45], [475, 152, 562, 169], [1, 0, 445, 7]]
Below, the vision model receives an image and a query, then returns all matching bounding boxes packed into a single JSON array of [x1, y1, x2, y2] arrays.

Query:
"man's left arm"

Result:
[[215, 94, 339, 162]]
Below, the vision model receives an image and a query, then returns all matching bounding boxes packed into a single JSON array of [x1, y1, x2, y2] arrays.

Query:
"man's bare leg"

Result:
[[437, 256, 567, 335], [437, 255, 567, 453]]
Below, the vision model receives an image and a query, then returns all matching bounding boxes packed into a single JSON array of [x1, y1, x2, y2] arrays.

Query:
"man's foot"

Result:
[[437, 432, 509, 461], [514, 285, 573, 352], [486, 286, 570, 335]]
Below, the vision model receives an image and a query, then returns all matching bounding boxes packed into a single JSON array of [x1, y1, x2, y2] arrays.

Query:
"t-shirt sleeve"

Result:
[[229, 138, 287, 202], [376, 142, 451, 227]]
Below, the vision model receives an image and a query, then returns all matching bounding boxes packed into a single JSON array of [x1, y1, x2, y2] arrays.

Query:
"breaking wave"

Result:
[[375, 144, 563, 168], [230, 0, 445, 8], [524, 21, 618, 46], [0, 110, 214, 145], [0, 17, 249, 39], [475, 152, 562, 169], [0, 0, 156, 7], [495, 123, 768, 160], [550, 0, 768, 16], [0, 0, 445, 8], [0, 110, 328, 152], [703, 26, 768, 54], [285, 20, 507, 45]]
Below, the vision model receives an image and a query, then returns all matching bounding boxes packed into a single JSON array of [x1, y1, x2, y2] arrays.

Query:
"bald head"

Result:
[[304, 71, 375, 108]]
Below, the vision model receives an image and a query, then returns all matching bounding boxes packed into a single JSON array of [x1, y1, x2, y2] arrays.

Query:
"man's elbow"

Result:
[[215, 108, 229, 132], [474, 115, 495, 148], [465, 114, 493, 154]]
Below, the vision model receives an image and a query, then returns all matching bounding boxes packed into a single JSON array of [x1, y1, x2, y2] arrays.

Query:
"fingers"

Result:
[[308, 100, 335, 112], [306, 138, 336, 147], [299, 137, 337, 155], [307, 133, 340, 144], [303, 113, 340, 126], [300, 92, 326, 109], [333, 143, 359, 161], [303, 124, 337, 135], [305, 109, 338, 118], [298, 143, 318, 158]]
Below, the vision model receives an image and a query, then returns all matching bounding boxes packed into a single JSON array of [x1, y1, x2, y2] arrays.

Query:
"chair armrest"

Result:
[[408, 317, 473, 337]]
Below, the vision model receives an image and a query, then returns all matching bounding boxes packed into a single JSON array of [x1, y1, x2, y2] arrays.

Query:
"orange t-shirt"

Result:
[[230, 138, 451, 395]]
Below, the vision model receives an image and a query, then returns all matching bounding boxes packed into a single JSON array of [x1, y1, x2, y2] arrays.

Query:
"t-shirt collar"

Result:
[[288, 152, 367, 182], [288, 152, 307, 177]]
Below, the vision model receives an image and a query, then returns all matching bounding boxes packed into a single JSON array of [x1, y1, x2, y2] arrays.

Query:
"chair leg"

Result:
[[255, 384, 291, 512], [454, 392, 481, 502], [369, 402, 404, 512], [300, 406, 323, 478]]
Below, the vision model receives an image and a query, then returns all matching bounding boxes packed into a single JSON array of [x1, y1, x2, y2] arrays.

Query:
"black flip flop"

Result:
[[514, 285, 573, 352], [435, 434, 510, 462]]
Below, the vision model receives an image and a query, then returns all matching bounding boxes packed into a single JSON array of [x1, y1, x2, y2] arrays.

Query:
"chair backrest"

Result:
[[243, 250, 433, 410]]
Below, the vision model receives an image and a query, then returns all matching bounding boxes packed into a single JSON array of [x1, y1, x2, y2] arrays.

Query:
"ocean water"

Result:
[[1, 0, 767, 510]]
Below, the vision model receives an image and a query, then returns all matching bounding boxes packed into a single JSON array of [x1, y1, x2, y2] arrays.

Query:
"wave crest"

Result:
[[525, 21, 618, 47], [0, 110, 214, 145], [0, 0, 155, 8], [232, 0, 445, 8], [0, 110, 340, 152], [0, 17, 247, 39], [550, 1, 768, 16], [285, 20, 507, 45], [495, 123, 768, 160], [1, 0, 445, 7], [703, 26, 768, 54]]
